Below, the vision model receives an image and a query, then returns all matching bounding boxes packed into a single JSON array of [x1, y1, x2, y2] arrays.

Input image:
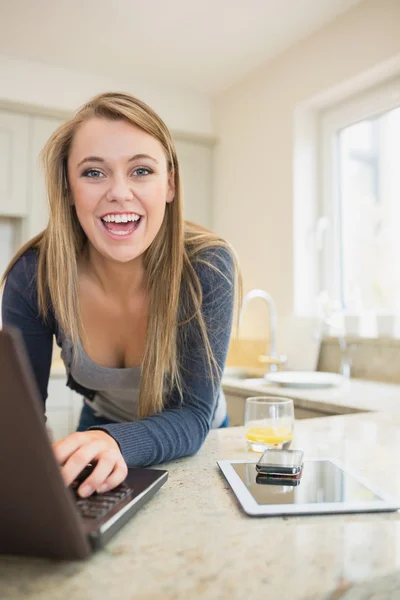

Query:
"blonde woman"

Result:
[[1, 92, 238, 499]]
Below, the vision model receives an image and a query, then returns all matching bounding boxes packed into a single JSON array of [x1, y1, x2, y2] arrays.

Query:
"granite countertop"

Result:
[[2, 411, 400, 600], [222, 375, 400, 415]]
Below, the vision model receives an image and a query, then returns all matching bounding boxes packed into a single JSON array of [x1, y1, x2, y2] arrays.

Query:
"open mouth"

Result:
[[100, 213, 142, 237]]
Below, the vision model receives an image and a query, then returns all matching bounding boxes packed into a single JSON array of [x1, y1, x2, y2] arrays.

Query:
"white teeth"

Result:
[[101, 213, 141, 223], [107, 229, 133, 236]]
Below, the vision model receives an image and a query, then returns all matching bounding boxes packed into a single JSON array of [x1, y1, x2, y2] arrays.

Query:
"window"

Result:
[[320, 79, 400, 315]]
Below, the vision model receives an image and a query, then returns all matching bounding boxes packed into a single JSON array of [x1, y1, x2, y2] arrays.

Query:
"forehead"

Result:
[[68, 117, 166, 162]]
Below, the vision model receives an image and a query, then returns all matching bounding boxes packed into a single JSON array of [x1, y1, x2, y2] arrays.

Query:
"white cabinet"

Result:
[[174, 138, 214, 229], [0, 110, 64, 240], [0, 110, 30, 216], [46, 375, 83, 442], [46, 376, 71, 442], [27, 115, 64, 240], [71, 393, 84, 432], [0, 217, 22, 281], [225, 392, 246, 426]]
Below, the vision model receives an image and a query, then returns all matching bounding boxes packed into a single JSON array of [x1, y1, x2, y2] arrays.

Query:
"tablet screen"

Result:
[[232, 461, 383, 506]]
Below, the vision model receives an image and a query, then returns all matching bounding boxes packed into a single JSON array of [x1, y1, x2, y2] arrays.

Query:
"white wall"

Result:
[[213, 0, 400, 338], [0, 54, 213, 136]]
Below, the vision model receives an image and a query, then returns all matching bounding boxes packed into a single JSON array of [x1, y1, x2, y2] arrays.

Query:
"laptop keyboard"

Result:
[[70, 465, 133, 520]]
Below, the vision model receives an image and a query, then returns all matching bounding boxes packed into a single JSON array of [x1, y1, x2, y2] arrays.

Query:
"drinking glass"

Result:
[[244, 396, 295, 452]]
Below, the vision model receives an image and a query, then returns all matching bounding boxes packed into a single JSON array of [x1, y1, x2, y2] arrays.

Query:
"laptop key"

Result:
[[74, 485, 134, 520], [81, 509, 108, 519], [79, 499, 109, 508], [102, 488, 131, 500], [75, 500, 90, 509]]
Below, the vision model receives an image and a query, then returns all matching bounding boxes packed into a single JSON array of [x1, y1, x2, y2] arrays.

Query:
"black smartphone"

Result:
[[256, 465, 303, 480], [256, 449, 304, 475], [256, 473, 301, 487]]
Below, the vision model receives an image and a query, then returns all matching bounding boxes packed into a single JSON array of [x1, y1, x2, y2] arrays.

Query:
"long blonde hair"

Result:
[[1, 92, 240, 418]]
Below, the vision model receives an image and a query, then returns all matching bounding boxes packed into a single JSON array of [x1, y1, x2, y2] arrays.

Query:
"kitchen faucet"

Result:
[[239, 289, 286, 375], [315, 291, 354, 378], [322, 315, 354, 378]]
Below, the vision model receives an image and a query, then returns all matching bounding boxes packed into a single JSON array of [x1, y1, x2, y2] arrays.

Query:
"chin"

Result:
[[90, 241, 142, 264], [107, 249, 143, 264]]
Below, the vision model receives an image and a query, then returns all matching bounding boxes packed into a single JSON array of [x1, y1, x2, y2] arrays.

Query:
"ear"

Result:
[[166, 171, 175, 204]]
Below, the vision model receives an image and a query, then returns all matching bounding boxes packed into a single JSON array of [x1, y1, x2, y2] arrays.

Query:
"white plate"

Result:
[[265, 371, 343, 389]]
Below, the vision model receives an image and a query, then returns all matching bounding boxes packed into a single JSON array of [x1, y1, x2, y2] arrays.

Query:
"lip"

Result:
[[97, 214, 144, 240]]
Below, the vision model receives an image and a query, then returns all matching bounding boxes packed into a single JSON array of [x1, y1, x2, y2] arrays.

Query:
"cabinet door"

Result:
[[25, 115, 65, 241], [225, 393, 245, 426], [295, 407, 332, 419], [174, 139, 213, 229], [0, 217, 22, 283], [0, 110, 30, 216], [46, 376, 72, 442], [46, 377, 84, 440], [71, 392, 84, 432]]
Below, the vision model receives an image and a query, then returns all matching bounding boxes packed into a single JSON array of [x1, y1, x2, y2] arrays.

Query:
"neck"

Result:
[[82, 245, 147, 299]]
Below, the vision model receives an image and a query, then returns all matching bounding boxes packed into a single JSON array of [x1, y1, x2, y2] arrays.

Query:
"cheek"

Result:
[[71, 183, 100, 216], [141, 181, 170, 210]]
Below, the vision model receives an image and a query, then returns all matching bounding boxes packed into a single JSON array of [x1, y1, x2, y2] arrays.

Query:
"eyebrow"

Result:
[[77, 154, 159, 167]]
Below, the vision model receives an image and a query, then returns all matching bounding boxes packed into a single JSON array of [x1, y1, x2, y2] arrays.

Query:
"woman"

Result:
[[1, 92, 238, 499]]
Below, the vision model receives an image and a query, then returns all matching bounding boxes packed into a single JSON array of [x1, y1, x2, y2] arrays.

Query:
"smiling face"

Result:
[[67, 117, 174, 264]]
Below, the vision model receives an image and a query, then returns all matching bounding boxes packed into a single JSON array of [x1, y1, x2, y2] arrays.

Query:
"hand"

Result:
[[53, 430, 128, 498]]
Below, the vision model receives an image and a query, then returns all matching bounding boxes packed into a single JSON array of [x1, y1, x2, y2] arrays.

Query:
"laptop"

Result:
[[0, 327, 168, 560]]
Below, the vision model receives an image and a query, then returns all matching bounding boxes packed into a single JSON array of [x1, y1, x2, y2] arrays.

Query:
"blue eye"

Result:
[[82, 169, 104, 178], [134, 167, 152, 177]]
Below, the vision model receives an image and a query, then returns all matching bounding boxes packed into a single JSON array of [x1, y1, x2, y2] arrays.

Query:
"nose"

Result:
[[106, 173, 134, 203]]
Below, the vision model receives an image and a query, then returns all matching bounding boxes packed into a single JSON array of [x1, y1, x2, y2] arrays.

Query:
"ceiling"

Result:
[[0, 0, 363, 94]]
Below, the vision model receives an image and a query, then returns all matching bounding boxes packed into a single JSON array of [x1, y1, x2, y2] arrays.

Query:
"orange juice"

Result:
[[245, 425, 292, 447]]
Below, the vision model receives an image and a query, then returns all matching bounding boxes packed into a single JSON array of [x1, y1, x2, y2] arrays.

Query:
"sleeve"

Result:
[[1, 252, 54, 406], [91, 246, 235, 467]]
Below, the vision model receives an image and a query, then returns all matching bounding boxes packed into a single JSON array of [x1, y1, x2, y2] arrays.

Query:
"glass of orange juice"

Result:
[[244, 396, 294, 452]]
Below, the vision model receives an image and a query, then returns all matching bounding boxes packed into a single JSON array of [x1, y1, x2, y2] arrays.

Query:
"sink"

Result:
[[223, 366, 265, 380], [223, 367, 347, 392]]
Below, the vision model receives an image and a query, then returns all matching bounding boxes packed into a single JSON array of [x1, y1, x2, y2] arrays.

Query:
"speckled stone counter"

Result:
[[2, 412, 400, 600]]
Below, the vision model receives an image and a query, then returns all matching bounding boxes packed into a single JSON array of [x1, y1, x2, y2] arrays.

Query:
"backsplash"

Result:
[[317, 336, 400, 384], [226, 338, 266, 368], [228, 336, 400, 385]]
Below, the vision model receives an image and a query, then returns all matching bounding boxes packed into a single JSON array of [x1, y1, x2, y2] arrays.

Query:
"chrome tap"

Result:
[[239, 289, 286, 375], [315, 291, 354, 378]]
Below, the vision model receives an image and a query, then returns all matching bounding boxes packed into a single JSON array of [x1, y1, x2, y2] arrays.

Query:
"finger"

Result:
[[96, 460, 129, 495], [77, 454, 117, 498], [60, 441, 106, 488], [53, 432, 87, 465]]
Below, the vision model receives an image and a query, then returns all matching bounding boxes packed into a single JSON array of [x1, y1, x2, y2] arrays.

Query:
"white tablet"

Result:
[[217, 458, 400, 517]]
